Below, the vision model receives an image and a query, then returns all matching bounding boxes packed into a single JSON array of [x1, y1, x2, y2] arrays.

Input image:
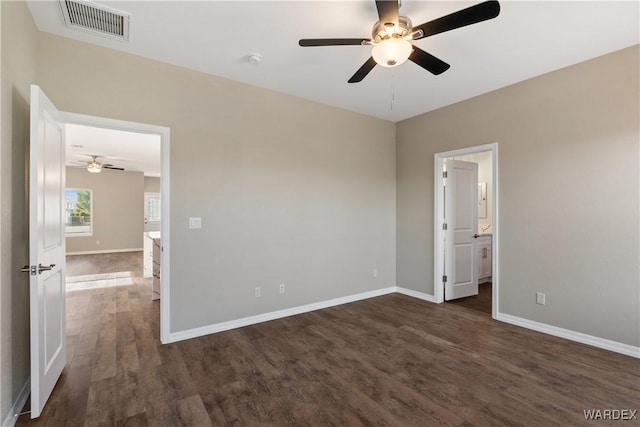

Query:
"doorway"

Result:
[[64, 126, 161, 294], [62, 112, 170, 340], [434, 143, 498, 319]]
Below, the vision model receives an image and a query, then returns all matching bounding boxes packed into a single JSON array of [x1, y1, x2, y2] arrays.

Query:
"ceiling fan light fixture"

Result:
[[87, 160, 102, 173], [372, 37, 412, 67]]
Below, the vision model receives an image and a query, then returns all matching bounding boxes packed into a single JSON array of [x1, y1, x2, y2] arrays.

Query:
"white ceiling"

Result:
[[66, 124, 161, 177], [34, 1, 637, 176], [28, 0, 639, 124]]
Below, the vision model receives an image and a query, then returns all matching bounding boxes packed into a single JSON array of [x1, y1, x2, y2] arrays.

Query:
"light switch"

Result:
[[189, 217, 202, 229]]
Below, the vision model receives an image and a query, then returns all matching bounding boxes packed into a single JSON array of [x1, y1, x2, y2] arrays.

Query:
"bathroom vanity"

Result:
[[476, 234, 492, 284]]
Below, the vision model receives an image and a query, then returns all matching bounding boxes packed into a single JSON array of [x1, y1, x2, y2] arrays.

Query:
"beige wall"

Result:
[[397, 46, 640, 347], [0, 0, 38, 421], [38, 33, 397, 332], [144, 176, 160, 193], [66, 168, 145, 254]]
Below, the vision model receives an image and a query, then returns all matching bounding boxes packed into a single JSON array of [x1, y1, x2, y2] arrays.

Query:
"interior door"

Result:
[[29, 85, 66, 418], [144, 192, 161, 232], [444, 159, 478, 300]]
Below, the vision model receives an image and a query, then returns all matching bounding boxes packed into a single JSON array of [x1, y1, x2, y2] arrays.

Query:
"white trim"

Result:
[[167, 287, 396, 343], [491, 145, 499, 319], [2, 378, 30, 427], [395, 287, 435, 302], [65, 248, 142, 256], [159, 125, 170, 344], [434, 143, 499, 320], [497, 312, 640, 359], [434, 155, 445, 303]]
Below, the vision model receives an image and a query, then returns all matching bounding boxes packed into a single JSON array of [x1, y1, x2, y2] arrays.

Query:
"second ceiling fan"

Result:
[[84, 155, 125, 173], [299, 0, 500, 83]]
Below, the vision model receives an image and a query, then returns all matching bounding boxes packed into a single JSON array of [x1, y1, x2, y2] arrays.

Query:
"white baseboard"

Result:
[[395, 287, 435, 302], [166, 286, 638, 359], [2, 378, 30, 427], [168, 287, 396, 343], [66, 248, 142, 256], [497, 312, 640, 359]]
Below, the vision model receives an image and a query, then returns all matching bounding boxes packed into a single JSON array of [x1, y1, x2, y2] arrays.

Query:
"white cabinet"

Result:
[[143, 234, 153, 278], [143, 232, 161, 300], [476, 235, 492, 283], [152, 237, 160, 300]]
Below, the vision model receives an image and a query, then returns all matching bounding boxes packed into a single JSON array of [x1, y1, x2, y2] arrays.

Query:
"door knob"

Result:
[[473, 234, 480, 238], [38, 263, 56, 274]]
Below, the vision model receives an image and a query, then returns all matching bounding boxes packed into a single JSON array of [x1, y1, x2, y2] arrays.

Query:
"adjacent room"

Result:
[[63, 124, 161, 297], [1, 1, 638, 426]]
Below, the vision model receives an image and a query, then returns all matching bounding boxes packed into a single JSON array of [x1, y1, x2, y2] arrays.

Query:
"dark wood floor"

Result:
[[17, 274, 639, 426], [447, 282, 492, 315]]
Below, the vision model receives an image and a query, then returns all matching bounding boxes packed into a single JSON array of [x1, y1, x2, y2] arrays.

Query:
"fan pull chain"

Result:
[[390, 70, 396, 111]]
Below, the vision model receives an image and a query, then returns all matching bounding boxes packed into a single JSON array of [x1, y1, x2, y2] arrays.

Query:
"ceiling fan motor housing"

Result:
[[371, 16, 414, 67], [372, 16, 412, 43]]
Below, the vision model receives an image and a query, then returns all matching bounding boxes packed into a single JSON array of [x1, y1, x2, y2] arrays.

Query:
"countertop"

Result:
[[145, 231, 161, 240]]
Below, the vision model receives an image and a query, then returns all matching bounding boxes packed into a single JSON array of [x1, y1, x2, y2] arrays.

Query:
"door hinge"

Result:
[[443, 275, 447, 283], [442, 223, 448, 230], [443, 171, 448, 178]]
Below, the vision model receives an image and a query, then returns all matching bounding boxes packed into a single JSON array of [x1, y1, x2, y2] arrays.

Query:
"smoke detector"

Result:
[[248, 54, 263, 64]]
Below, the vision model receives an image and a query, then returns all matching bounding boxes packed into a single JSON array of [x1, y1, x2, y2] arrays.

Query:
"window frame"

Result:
[[65, 188, 93, 237]]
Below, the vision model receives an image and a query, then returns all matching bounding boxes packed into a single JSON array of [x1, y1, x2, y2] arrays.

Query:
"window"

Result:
[[65, 189, 92, 236], [145, 193, 161, 224]]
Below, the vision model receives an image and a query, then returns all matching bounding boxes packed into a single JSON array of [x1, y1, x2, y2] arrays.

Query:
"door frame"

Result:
[[63, 112, 171, 343], [434, 142, 499, 318]]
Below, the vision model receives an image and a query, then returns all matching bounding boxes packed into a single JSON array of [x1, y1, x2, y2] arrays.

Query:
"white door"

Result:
[[444, 159, 478, 300], [29, 85, 66, 418], [144, 192, 161, 232]]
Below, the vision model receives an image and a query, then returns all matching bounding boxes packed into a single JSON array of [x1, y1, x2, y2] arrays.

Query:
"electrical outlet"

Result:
[[373, 268, 378, 278], [536, 292, 545, 305], [255, 287, 261, 298], [189, 217, 202, 229], [279, 283, 285, 294]]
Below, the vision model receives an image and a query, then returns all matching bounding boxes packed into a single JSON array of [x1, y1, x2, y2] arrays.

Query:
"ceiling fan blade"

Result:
[[348, 57, 377, 83], [413, 0, 500, 40], [299, 38, 368, 47], [376, 0, 399, 26], [103, 165, 125, 171], [409, 47, 450, 75]]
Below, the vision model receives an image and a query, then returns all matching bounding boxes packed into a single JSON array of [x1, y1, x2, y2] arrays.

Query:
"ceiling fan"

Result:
[[299, 0, 500, 83], [83, 155, 125, 173]]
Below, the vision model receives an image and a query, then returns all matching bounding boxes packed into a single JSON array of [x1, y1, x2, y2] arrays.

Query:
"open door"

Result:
[[28, 85, 66, 418], [444, 159, 478, 300]]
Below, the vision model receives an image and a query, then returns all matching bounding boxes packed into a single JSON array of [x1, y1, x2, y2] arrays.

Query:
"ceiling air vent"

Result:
[[59, 0, 130, 42]]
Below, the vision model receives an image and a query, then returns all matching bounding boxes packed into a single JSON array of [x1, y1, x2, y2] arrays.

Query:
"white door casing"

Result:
[[29, 85, 67, 418], [444, 159, 478, 300]]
